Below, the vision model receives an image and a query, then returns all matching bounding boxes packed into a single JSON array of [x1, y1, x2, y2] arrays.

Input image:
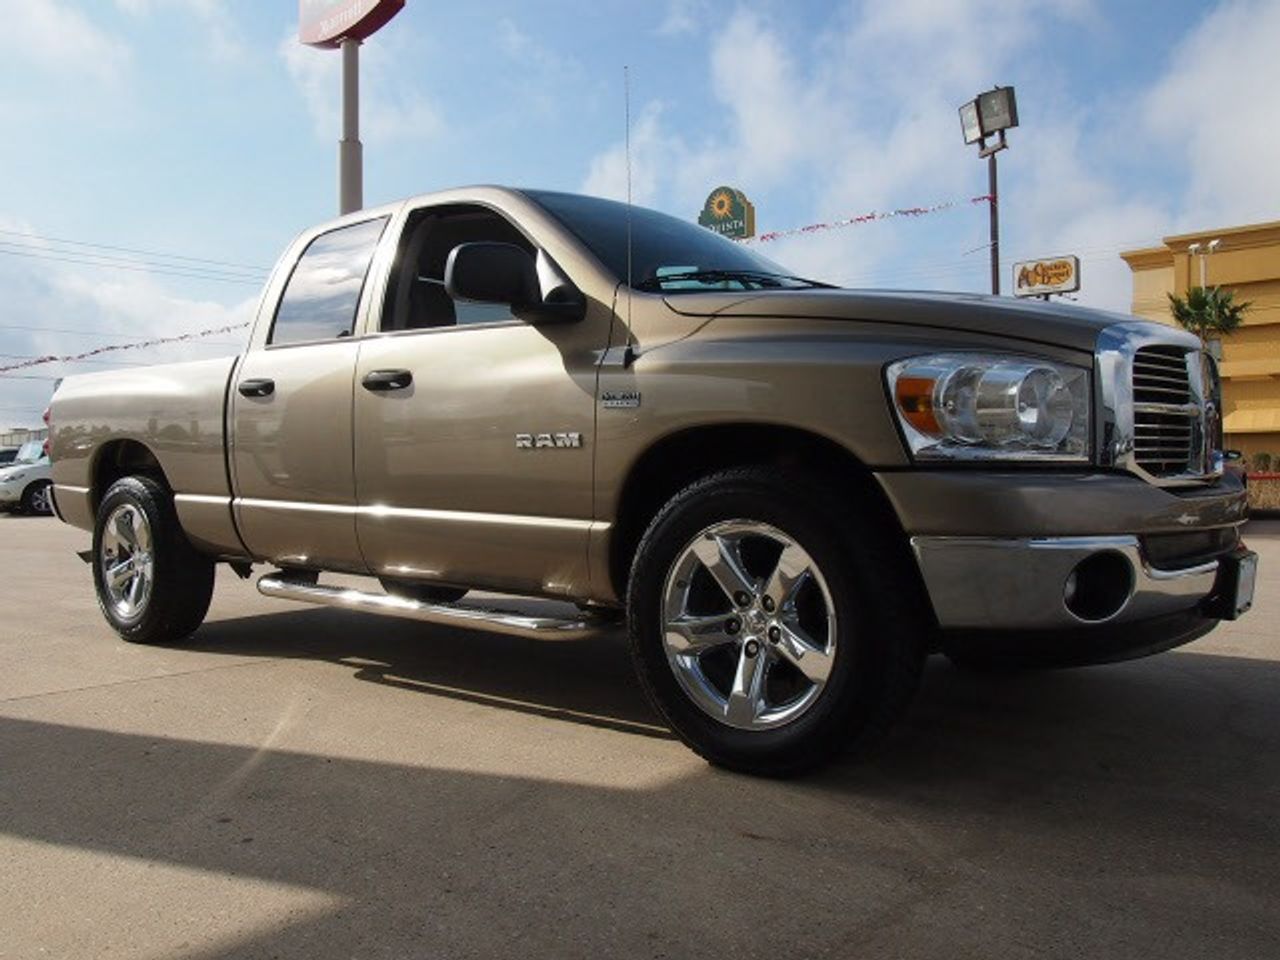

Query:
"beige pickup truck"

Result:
[[48, 187, 1256, 775]]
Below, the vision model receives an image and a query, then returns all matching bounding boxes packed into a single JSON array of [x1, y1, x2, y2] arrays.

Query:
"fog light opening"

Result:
[[1064, 551, 1134, 622]]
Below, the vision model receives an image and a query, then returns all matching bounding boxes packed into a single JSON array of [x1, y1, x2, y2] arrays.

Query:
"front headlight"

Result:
[[886, 354, 1090, 462]]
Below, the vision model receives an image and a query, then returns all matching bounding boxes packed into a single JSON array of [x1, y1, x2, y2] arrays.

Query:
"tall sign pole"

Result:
[[299, 1, 405, 216], [340, 37, 361, 214]]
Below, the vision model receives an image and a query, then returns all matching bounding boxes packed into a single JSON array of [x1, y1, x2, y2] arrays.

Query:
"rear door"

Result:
[[230, 215, 389, 570]]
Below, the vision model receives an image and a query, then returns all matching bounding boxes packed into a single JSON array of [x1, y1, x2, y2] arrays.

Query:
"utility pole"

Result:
[[339, 38, 362, 215]]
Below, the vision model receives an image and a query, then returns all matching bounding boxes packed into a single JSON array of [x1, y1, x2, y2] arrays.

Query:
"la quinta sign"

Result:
[[299, 0, 404, 48], [698, 186, 756, 240]]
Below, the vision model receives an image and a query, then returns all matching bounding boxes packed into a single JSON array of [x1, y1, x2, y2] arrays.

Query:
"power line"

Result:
[[0, 243, 267, 285], [0, 226, 270, 272]]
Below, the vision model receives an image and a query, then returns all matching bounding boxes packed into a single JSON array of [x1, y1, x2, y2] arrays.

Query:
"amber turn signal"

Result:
[[894, 376, 942, 436]]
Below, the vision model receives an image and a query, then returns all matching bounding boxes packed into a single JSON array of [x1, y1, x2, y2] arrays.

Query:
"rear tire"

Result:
[[92, 476, 214, 645], [379, 578, 468, 605], [21, 480, 53, 516], [627, 467, 927, 777]]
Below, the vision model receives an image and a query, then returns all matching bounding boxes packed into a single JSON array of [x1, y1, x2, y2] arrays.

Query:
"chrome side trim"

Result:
[[174, 493, 230, 506], [1096, 321, 1223, 486], [235, 497, 600, 531], [257, 574, 604, 641], [911, 534, 1220, 630]]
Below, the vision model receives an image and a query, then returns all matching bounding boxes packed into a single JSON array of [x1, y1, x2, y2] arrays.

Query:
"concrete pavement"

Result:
[[1, 515, 1277, 959]]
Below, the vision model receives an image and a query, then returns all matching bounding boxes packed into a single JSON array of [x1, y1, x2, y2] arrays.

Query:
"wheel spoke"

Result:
[[725, 645, 768, 725], [106, 559, 133, 590], [774, 621, 834, 685], [763, 543, 812, 610], [126, 573, 142, 608], [665, 613, 738, 657], [691, 534, 755, 604], [113, 508, 137, 550]]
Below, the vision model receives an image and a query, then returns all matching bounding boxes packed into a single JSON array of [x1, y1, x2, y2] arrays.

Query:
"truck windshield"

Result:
[[14, 440, 43, 464], [524, 190, 828, 293]]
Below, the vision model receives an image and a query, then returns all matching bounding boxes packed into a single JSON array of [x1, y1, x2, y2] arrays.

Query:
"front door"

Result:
[[352, 204, 608, 597]]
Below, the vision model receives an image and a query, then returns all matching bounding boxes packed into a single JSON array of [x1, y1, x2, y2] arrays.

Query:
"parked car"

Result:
[[46, 187, 1256, 775], [0, 439, 53, 515]]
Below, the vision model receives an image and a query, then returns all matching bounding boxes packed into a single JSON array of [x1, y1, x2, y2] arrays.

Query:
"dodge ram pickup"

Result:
[[48, 187, 1257, 775]]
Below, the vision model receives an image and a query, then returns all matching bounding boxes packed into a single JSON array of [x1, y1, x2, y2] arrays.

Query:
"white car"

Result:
[[0, 440, 53, 515]]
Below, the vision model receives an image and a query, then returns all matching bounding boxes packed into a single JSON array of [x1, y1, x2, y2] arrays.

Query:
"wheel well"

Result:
[[92, 440, 168, 509], [608, 424, 911, 601]]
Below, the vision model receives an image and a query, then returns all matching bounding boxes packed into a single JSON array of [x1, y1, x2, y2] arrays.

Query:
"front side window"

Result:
[[382, 206, 534, 333], [270, 217, 389, 345]]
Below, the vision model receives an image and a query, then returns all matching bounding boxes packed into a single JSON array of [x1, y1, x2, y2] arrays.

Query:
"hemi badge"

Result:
[[602, 391, 641, 409]]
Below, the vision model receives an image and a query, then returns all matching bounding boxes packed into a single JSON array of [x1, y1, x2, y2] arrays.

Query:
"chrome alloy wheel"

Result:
[[100, 503, 155, 619], [661, 519, 838, 731]]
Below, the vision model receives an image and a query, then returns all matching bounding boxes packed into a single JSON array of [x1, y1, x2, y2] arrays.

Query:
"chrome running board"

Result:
[[256, 574, 605, 641]]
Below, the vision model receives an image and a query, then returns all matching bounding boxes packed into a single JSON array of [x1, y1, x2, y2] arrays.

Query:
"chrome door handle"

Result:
[[237, 378, 275, 398], [362, 369, 413, 392]]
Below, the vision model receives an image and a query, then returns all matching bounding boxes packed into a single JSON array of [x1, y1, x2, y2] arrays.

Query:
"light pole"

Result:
[[959, 86, 1019, 295]]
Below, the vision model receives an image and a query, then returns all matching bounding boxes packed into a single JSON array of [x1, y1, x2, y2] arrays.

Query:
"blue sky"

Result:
[[1, 0, 1277, 427]]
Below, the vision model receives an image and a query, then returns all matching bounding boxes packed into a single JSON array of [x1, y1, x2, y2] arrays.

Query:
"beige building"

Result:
[[1122, 220, 1280, 462]]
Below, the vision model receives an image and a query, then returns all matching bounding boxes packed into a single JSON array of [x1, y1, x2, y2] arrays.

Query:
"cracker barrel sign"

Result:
[[698, 186, 756, 240], [1013, 255, 1081, 297]]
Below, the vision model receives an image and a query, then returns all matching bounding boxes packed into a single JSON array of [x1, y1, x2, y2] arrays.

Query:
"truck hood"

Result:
[[662, 288, 1159, 354]]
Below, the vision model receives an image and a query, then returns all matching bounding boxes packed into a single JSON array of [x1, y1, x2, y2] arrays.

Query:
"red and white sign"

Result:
[[299, 0, 404, 48]]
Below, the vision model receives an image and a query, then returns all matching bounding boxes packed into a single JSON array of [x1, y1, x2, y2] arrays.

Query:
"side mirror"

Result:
[[445, 243, 585, 324], [445, 242, 538, 307]]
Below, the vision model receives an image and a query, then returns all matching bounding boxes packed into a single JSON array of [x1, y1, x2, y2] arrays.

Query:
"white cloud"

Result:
[[496, 17, 584, 117], [1144, 0, 1280, 227], [280, 26, 443, 145], [115, 0, 245, 62], [8, 0, 129, 82], [581, 102, 685, 206], [657, 0, 705, 36]]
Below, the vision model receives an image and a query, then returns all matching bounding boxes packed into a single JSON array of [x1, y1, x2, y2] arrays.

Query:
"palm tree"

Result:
[[1167, 285, 1251, 345]]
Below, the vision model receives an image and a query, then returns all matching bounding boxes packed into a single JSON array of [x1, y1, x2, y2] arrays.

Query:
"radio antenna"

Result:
[[623, 64, 636, 366]]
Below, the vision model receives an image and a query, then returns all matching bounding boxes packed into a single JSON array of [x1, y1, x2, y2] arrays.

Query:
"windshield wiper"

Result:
[[635, 269, 832, 291]]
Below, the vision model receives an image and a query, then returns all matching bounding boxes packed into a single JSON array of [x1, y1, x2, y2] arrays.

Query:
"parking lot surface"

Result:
[[1, 515, 1277, 959]]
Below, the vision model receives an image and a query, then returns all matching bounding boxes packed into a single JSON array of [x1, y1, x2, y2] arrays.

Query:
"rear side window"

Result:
[[270, 217, 388, 345]]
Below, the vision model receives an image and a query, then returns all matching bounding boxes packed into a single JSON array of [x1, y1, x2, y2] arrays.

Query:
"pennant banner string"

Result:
[[0, 321, 251, 375], [744, 195, 993, 244]]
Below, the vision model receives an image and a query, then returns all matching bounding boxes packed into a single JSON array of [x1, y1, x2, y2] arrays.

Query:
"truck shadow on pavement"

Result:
[[2, 639, 1279, 958], [187, 607, 673, 739]]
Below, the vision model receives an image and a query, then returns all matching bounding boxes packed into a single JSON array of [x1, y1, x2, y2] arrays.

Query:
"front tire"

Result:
[[627, 467, 927, 777], [92, 476, 214, 644]]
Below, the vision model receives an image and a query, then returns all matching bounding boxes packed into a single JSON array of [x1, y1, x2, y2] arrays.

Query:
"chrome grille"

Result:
[[1132, 345, 1197, 477], [1097, 322, 1222, 487]]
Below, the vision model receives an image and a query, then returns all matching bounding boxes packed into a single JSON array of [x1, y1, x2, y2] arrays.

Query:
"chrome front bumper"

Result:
[[912, 535, 1221, 630]]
